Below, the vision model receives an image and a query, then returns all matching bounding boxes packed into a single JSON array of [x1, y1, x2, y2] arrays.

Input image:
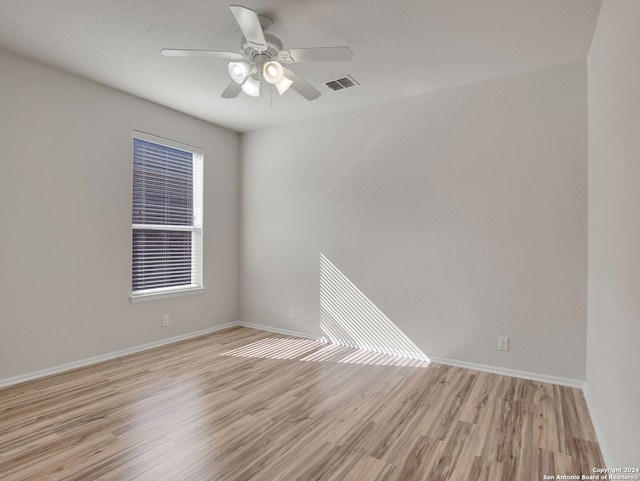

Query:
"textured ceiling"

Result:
[[0, 0, 601, 133]]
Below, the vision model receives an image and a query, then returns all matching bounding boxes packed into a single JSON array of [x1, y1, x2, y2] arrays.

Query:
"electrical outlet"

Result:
[[288, 308, 295, 319], [295, 309, 301, 319], [498, 336, 509, 351], [162, 315, 170, 327]]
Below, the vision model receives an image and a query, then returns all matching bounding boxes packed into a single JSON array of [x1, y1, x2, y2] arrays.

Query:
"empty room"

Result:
[[0, 0, 638, 479]]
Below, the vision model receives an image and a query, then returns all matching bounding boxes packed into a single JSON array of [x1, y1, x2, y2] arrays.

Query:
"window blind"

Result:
[[132, 134, 203, 295]]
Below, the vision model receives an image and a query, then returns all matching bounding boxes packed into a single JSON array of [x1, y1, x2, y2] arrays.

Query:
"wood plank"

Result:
[[0, 327, 605, 480]]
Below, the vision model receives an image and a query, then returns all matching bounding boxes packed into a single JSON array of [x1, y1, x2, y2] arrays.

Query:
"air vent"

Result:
[[324, 75, 359, 91]]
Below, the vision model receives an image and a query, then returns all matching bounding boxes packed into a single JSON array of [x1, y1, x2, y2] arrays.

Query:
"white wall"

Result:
[[0, 49, 240, 381], [587, 0, 640, 465], [241, 61, 588, 380]]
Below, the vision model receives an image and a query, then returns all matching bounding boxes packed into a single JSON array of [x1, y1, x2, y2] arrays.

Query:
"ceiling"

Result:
[[0, 0, 601, 133]]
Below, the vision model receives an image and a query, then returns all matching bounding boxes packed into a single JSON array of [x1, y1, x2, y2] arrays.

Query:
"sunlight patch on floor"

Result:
[[221, 337, 430, 367]]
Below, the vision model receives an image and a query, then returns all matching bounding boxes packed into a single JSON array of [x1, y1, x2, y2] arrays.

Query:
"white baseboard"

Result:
[[0, 320, 585, 392], [428, 355, 586, 389], [237, 321, 585, 387], [582, 383, 612, 468], [1, 321, 313, 388], [235, 321, 324, 341], [0, 322, 236, 389], [236, 322, 585, 388]]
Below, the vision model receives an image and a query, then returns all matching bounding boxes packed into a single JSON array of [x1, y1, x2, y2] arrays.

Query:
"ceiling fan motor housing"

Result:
[[241, 32, 282, 62]]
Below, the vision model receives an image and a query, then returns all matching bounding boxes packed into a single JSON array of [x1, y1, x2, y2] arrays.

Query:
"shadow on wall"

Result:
[[319, 253, 429, 361]]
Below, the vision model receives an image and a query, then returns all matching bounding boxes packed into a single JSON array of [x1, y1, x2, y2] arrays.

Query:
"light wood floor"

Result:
[[0, 327, 604, 481]]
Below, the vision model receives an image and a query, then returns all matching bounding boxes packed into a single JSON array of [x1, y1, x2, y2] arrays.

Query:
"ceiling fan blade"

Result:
[[279, 47, 353, 63], [229, 5, 266, 50], [283, 67, 321, 101], [221, 81, 242, 99], [161, 49, 245, 60]]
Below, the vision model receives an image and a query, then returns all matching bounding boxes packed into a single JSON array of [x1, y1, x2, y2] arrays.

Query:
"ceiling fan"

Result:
[[161, 5, 353, 101]]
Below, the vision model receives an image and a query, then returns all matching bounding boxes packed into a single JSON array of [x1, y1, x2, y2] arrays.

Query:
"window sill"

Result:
[[130, 286, 206, 303]]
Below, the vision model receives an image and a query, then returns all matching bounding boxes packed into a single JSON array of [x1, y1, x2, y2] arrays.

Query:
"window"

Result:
[[131, 131, 203, 301]]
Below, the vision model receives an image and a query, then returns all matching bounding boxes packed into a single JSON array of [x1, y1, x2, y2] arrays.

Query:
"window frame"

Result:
[[130, 131, 204, 303]]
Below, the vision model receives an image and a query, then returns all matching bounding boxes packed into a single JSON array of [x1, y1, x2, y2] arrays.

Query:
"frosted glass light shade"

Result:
[[228, 62, 250, 84], [263, 61, 284, 84], [241, 76, 261, 97], [275, 76, 293, 95]]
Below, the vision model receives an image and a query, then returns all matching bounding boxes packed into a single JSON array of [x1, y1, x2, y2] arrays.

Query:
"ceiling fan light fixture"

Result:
[[228, 61, 250, 84], [162, 6, 351, 102], [241, 76, 261, 97], [275, 76, 293, 95], [263, 61, 284, 84]]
